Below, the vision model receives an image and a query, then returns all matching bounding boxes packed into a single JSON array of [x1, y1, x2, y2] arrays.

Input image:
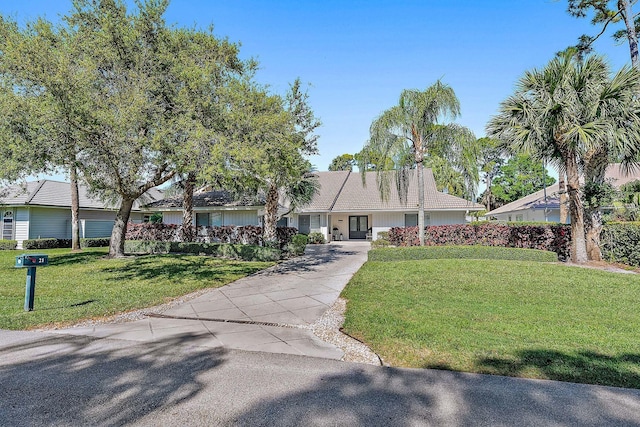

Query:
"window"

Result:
[[508, 215, 512, 222], [211, 212, 222, 226], [196, 213, 210, 227], [405, 213, 430, 226], [310, 214, 320, 230], [276, 217, 288, 227], [2, 211, 13, 240], [515, 214, 524, 222]]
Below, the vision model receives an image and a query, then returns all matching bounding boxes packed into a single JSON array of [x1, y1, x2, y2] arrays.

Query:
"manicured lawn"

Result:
[[342, 258, 640, 389], [0, 248, 273, 330]]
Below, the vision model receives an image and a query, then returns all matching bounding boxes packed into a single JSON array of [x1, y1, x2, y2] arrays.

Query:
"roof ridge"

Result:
[[25, 180, 47, 204], [328, 170, 350, 211]]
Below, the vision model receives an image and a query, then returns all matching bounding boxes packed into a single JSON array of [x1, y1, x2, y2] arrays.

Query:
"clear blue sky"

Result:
[[0, 0, 632, 173]]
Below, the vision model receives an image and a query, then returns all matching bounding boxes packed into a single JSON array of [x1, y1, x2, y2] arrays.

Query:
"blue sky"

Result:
[[0, 0, 632, 173]]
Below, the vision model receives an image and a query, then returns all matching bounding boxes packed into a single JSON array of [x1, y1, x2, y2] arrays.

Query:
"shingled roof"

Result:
[[298, 169, 484, 213], [146, 189, 264, 209], [0, 180, 163, 210]]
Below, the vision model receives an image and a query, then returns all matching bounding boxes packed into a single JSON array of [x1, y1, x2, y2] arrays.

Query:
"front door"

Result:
[[349, 216, 368, 239], [298, 215, 310, 234]]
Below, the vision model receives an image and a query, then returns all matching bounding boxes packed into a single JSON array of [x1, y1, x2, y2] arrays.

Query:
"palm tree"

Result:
[[487, 53, 640, 263], [361, 81, 479, 246]]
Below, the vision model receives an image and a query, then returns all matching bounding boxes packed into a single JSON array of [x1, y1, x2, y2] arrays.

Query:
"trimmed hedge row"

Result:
[[22, 238, 110, 249], [389, 223, 571, 261], [0, 240, 17, 250], [125, 223, 298, 249], [368, 245, 558, 262], [124, 240, 281, 262]]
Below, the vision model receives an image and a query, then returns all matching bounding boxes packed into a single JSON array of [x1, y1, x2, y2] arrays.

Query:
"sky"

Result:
[[0, 0, 633, 175]]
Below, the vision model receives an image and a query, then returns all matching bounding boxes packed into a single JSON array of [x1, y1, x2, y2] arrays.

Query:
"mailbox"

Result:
[[15, 254, 48, 311], [15, 254, 48, 268]]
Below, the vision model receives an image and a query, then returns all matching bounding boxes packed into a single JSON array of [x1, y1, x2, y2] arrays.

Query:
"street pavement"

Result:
[[2, 241, 640, 425], [2, 329, 640, 426]]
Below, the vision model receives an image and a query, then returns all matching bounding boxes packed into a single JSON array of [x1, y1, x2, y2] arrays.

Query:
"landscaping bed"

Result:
[[342, 251, 640, 389], [0, 248, 273, 330]]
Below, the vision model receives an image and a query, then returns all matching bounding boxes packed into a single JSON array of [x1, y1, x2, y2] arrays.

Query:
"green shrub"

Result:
[[371, 238, 391, 248], [368, 245, 558, 263], [80, 238, 110, 248], [289, 234, 308, 255], [125, 240, 281, 261], [601, 222, 640, 266], [23, 238, 59, 249], [0, 240, 17, 250], [308, 232, 326, 244]]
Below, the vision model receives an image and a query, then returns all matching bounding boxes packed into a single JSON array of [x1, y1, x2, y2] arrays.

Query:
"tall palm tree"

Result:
[[487, 53, 640, 263], [361, 81, 478, 246]]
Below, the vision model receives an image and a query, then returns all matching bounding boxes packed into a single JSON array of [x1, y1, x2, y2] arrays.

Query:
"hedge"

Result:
[[389, 223, 571, 261], [368, 245, 558, 263], [601, 222, 640, 267], [80, 238, 110, 248], [124, 240, 281, 262], [23, 238, 62, 249], [0, 240, 17, 250], [125, 223, 298, 249]]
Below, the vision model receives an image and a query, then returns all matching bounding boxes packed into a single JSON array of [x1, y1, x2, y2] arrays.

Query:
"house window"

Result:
[[310, 214, 321, 230], [276, 217, 288, 227], [508, 215, 512, 222], [211, 212, 222, 226], [2, 211, 13, 240], [515, 214, 524, 222], [196, 213, 209, 227], [405, 213, 430, 227]]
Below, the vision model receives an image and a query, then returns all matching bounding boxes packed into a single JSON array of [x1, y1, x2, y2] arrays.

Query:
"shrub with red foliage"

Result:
[[389, 223, 571, 261], [125, 223, 298, 248]]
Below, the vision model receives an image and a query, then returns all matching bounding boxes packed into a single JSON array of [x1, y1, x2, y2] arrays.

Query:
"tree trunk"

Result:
[[566, 155, 588, 263], [585, 208, 603, 261], [108, 198, 135, 258], [181, 172, 196, 242], [559, 172, 569, 224], [70, 165, 81, 251], [621, 0, 639, 68], [417, 161, 426, 246], [263, 183, 279, 246], [485, 175, 492, 212]]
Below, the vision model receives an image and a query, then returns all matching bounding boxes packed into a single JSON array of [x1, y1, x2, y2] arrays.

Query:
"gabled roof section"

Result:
[[0, 180, 162, 211], [300, 169, 484, 212], [298, 171, 351, 212], [486, 183, 561, 216], [146, 189, 264, 209]]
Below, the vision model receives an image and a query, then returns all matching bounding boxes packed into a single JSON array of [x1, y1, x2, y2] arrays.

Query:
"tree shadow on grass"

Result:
[[98, 255, 267, 283], [477, 349, 640, 389], [0, 332, 226, 426], [46, 250, 108, 267]]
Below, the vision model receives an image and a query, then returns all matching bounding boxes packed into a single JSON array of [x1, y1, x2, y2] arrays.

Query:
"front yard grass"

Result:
[[0, 248, 273, 330], [342, 258, 640, 389]]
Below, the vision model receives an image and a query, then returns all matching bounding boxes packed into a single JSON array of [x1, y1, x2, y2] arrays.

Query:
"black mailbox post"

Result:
[[15, 254, 48, 311]]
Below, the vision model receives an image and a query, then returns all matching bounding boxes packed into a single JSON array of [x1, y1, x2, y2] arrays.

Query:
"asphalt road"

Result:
[[1, 330, 640, 426]]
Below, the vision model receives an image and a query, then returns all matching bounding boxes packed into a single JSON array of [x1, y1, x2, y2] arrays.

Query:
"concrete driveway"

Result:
[[50, 241, 370, 359]]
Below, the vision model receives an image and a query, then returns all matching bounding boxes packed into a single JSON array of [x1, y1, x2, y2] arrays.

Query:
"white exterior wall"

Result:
[[371, 212, 404, 240], [163, 211, 182, 225], [29, 207, 71, 240], [79, 210, 116, 221], [15, 208, 30, 249], [492, 208, 562, 223], [430, 211, 467, 225], [81, 220, 114, 238]]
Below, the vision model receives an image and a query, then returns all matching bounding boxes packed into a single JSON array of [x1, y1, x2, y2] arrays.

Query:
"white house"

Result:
[[0, 180, 162, 248]]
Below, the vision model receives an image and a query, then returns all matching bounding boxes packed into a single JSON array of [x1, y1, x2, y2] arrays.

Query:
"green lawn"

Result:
[[342, 258, 640, 389], [0, 248, 273, 330]]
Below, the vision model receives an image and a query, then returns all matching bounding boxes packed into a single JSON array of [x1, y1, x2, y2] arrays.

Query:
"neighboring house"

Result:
[[145, 169, 485, 241], [0, 180, 162, 248], [486, 163, 640, 222]]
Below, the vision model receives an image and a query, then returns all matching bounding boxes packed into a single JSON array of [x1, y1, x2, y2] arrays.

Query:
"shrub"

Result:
[[601, 222, 640, 266], [289, 234, 308, 255], [307, 232, 326, 244], [125, 240, 281, 261], [388, 223, 570, 261], [22, 238, 60, 249], [371, 238, 391, 248], [368, 245, 558, 263], [0, 240, 17, 250], [80, 238, 110, 248]]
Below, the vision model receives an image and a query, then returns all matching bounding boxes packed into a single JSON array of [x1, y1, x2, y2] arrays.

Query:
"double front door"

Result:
[[349, 216, 368, 240]]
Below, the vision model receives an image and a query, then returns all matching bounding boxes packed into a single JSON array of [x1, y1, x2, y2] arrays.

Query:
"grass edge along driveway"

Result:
[[342, 250, 640, 389], [0, 248, 274, 330]]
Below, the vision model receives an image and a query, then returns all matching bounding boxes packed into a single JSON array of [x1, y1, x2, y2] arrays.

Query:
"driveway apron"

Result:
[[51, 242, 370, 359]]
